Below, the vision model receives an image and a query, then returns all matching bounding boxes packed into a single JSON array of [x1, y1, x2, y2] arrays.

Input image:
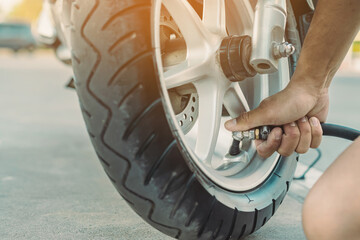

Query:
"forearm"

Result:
[[292, 0, 360, 90]]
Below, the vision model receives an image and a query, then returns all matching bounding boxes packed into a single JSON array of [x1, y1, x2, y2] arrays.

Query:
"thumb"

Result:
[[225, 104, 274, 132]]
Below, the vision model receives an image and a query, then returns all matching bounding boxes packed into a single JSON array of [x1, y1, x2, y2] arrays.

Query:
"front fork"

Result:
[[250, 0, 288, 74], [250, 0, 315, 75]]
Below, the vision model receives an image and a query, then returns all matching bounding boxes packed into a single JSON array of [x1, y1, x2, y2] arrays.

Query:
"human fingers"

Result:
[[255, 127, 283, 159], [309, 117, 323, 148], [277, 122, 301, 157], [296, 117, 312, 154], [224, 89, 297, 132], [224, 88, 308, 132], [224, 101, 274, 132]]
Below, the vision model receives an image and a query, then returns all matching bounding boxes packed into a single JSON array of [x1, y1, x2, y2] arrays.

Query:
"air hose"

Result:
[[229, 123, 360, 157], [295, 123, 360, 180], [321, 123, 360, 141], [228, 123, 359, 180]]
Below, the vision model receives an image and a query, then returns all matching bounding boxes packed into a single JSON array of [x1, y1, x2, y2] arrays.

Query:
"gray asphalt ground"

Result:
[[0, 51, 359, 240]]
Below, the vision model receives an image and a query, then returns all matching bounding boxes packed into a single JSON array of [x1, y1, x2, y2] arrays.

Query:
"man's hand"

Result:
[[225, 82, 329, 158]]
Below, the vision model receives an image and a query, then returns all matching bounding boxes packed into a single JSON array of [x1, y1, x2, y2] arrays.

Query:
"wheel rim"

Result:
[[153, 0, 290, 192]]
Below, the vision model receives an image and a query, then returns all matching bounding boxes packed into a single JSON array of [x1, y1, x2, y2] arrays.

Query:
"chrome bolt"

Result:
[[273, 42, 296, 59]]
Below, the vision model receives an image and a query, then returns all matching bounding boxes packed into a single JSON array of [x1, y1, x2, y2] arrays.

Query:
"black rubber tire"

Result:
[[71, 0, 298, 239]]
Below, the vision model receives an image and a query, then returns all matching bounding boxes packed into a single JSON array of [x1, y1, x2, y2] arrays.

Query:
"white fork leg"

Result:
[[253, 74, 269, 108]]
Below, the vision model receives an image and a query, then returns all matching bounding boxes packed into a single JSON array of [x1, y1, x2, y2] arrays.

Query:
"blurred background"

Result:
[[0, 0, 42, 22], [0, 0, 42, 52]]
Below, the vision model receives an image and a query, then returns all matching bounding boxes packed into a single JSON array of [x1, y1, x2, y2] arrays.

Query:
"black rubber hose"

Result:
[[321, 123, 360, 141], [229, 123, 360, 156]]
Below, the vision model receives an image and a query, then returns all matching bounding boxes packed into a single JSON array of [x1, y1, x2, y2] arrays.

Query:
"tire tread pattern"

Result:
[[71, 0, 293, 239]]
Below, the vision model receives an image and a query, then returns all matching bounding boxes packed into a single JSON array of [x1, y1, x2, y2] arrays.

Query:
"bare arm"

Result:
[[293, 0, 360, 91]]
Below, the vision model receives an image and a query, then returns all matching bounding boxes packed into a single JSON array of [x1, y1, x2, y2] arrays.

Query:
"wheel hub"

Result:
[[173, 92, 199, 134], [219, 35, 257, 82]]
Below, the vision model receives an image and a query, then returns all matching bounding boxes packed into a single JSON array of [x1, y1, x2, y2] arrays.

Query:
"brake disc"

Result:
[[174, 93, 199, 134], [160, 8, 199, 134]]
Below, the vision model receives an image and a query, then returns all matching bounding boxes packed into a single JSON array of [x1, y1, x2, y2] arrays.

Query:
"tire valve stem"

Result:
[[232, 126, 271, 142], [229, 126, 272, 156], [229, 139, 241, 156]]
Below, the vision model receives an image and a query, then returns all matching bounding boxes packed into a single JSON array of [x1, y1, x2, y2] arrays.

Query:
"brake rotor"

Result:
[[160, 8, 199, 134]]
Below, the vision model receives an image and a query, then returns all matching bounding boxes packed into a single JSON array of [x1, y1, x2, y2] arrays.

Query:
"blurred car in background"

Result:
[[0, 22, 37, 52]]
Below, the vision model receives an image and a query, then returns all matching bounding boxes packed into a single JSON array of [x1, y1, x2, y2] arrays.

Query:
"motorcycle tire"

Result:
[[71, 0, 300, 239]]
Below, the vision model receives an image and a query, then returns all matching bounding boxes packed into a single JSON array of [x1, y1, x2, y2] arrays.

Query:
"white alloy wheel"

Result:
[[153, 0, 291, 193]]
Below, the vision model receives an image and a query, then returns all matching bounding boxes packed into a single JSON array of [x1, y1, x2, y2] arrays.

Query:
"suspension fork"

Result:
[[250, 0, 288, 74], [250, 0, 316, 75]]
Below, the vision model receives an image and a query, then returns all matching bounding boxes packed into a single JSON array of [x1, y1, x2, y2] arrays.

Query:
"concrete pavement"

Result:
[[0, 52, 359, 239]]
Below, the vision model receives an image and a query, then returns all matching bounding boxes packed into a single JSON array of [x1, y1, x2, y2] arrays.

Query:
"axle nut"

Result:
[[219, 35, 257, 82]]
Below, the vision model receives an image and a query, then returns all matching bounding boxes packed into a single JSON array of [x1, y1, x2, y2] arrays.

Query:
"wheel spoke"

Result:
[[223, 83, 250, 118], [164, 60, 211, 89], [162, 0, 217, 65], [236, 0, 254, 35], [203, 0, 227, 36], [226, 0, 254, 36], [269, 58, 289, 96], [193, 78, 226, 163]]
